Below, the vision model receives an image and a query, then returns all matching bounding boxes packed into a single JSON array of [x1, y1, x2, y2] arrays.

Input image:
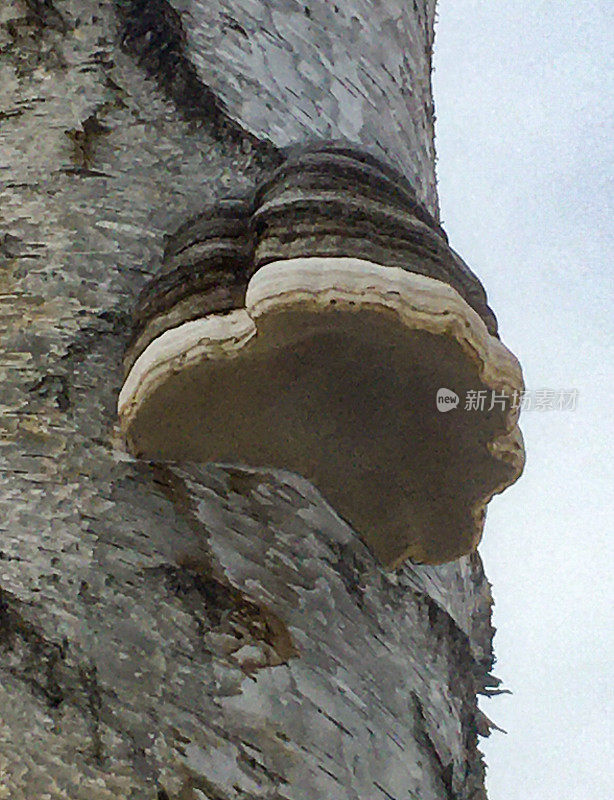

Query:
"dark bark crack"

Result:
[[148, 465, 298, 674], [116, 0, 280, 166]]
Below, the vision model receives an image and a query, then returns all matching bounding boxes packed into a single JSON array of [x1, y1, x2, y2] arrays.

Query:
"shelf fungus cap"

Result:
[[119, 255, 525, 566]]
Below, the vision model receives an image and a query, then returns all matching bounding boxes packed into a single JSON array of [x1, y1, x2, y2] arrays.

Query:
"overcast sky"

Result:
[[433, 1, 612, 797]]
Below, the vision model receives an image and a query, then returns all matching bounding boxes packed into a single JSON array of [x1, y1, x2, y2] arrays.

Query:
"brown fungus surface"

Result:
[[119, 258, 524, 566]]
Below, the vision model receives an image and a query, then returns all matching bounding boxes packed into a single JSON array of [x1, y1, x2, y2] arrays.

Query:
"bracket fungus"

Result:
[[118, 147, 525, 566]]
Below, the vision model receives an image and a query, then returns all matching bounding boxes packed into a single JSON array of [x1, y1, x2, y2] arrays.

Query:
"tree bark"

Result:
[[0, 2, 497, 798]]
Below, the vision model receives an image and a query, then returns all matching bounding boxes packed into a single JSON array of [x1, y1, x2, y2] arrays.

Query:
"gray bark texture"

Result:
[[0, 1, 498, 798]]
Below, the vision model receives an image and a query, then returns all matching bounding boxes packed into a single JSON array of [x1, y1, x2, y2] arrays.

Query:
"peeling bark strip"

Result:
[[1, 1, 505, 798]]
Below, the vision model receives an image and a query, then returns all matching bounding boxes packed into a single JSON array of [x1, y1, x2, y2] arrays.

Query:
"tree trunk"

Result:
[[0, 2, 499, 798]]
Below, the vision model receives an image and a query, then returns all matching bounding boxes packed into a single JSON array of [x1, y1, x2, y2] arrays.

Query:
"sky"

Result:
[[433, 1, 613, 798]]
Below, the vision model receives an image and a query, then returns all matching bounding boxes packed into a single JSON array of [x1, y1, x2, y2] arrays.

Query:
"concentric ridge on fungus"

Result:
[[118, 147, 525, 566]]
